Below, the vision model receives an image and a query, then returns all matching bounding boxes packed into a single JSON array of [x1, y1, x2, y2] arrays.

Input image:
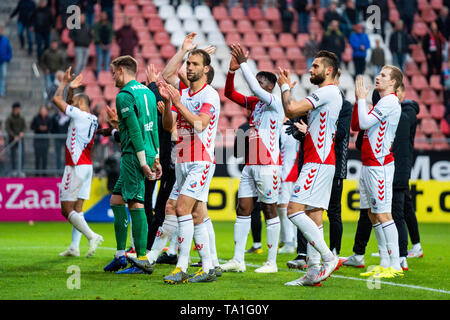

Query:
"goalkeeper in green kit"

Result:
[[103, 56, 162, 274]]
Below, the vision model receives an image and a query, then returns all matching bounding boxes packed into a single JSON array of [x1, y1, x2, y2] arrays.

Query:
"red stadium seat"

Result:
[[242, 32, 259, 47], [286, 47, 302, 61], [294, 59, 308, 74], [430, 75, 443, 91], [104, 85, 120, 102], [219, 19, 236, 33], [123, 4, 140, 18], [275, 59, 291, 70], [257, 59, 275, 72], [141, 43, 160, 59], [389, 9, 400, 23], [85, 85, 103, 101], [431, 132, 449, 150], [61, 28, 71, 45], [80, 69, 97, 87], [230, 6, 246, 21], [269, 47, 285, 61], [421, 118, 439, 135], [250, 46, 267, 60], [405, 61, 420, 77], [212, 6, 228, 20], [148, 18, 165, 33], [405, 88, 421, 103], [142, 4, 158, 19], [411, 45, 426, 63], [160, 44, 176, 60], [66, 42, 75, 58], [236, 19, 253, 34], [431, 0, 443, 10], [153, 31, 171, 46], [296, 33, 310, 48], [248, 7, 263, 22], [264, 7, 280, 22], [110, 42, 120, 59], [131, 17, 146, 30], [418, 0, 429, 10], [417, 103, 431, 119], [278, 33, 297, 48], [137, 30, 151, 42], [412, 21, 428, 37], [430, 103, 446, 119], [225, 32, 242, 46], [261, 33, 278, 48], [420, 88, 440, 105], [440, 118, 450, 135], [421, 6, 437, 23], [98, 71, 114, 88], [254, 20, 272, 34], [411, 75, 429, 91], [414, 130, 433, 150]]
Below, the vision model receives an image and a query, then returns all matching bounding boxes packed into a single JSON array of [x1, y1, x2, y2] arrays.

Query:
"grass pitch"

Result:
[[0, 221, 449, 300]]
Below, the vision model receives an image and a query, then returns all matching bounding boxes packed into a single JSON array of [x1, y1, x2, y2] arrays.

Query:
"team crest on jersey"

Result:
[[265, 190, 272, 198], [194, 102, 201, 110], [294, 185, 301, 193]]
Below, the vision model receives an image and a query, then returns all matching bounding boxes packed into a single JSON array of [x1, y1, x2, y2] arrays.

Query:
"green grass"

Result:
[[0, 221, 449, 300]]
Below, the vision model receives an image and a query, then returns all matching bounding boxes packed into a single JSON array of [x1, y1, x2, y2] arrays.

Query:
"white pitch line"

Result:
[[6, 245, 450, 295]]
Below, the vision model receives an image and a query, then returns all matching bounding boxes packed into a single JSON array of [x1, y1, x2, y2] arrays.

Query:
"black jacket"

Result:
[[10, 0, 36, 26], [335, 96, 352, 179], [393, 100, 419, 189], [389, 31, 409, 54], [30, 6, 54, 34]]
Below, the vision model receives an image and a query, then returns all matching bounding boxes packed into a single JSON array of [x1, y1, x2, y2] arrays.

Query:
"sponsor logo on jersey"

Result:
[[311, 93, 319, 101], [144, 122, 153, 131], [372, 107, 383, 118], [130, 84, 148, 91], [121, 107, 129, 113]]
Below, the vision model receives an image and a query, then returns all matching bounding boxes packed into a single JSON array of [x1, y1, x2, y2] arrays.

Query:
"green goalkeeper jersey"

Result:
[[116, 79, 159, 164]]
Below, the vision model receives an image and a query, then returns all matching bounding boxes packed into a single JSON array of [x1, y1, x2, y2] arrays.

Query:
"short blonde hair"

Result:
[[383, 65, 403, 91], [111, 55, 138, 75]]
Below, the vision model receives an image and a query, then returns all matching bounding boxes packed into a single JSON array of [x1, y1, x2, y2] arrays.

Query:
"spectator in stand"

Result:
[[295, 0, 313, 34], [94, 11, 114, 77], [341, 0, 358, 38], [370, 39, 385, 78], [40, 40, 67, 89], [79, 0, 97, 28], [46, 70, 65, 108], [371, 0, 389, 41], [115, 16, 138, 57], [49, 108, 70, 172], [31, 0, 54, 61], [5, 102, 26, 173], [355, 0, 369, 21], [437, 6, 450, 40], [323, 1, 342, 30], [0, 26, 13, 98], [31, 106, 51, 176], [69, 13, 93, 76], [395, 0, 417, 35], [423, 21, 446, 82], [389, 20, 409, 72], [9, 0, 36, 56], [100, 0, 115, 23], [303, 31, 320, 70], [349, 23, 370, 78], [320, 19, 346, 65], [279, 0, 296, 33]]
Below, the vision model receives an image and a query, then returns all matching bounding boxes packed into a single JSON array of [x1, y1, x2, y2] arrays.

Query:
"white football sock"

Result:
[[147, 215, 178, 263], [373, 223, 390, 269], [412, 242, 422, 250], [67, 211, 95, 240], [253, 242, 261, 249], [176, 214, 194, 273], [288, 211, 334, 262], [277, 207, 294, 245], [266, 216, 280, 264], [167, 228, 179, 256], [204, 217, 219, 267], [382, 220, 401, 271], [115, 250, 125, 258], [193, 222, 212, 272], [70, 212, 83, 250], [307, 225, 323, 267], [233, 216, 251, 263]]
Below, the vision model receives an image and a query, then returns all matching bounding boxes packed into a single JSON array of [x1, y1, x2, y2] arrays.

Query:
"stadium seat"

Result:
[[212, 6, 228, 20], [230, 6, 246, 21], [278, 33, 297, 48], [170, 30, 187, 47], [154, 31, 171, 46], [219, 19, 236, 33], [250, 46, 267, 60], [430, 75, 443, 91], [412, 21, 428, 37], [85, 85, 103, 101], [66, 42, 75, 58], [421, 6, 437, 23], [148, 17, 165, 32], [183, 18, 200, 34], [431, 0, 443, 10], [411, 75, 429, 91], [248, 7, 263, 22], [124, 4, 140, 18], [294, 59, 308, 75], [225, 32, 242, 46], [142, 4, 158, 19], [286, 47, 302, 61], [405, 88, 421, 103], [139, 40, 157, 54], [431, 132, 449, 150], [405, 61, 420, 77], [254, 20, 272, 34], [275, 59, 292, 70], [418, 0, 430, 10], [441, 118, 450, 135], [416, 103, 431, 119], [194, 5, 213, 20], [104, 86, 120, 102], [264, 7, 280, 22], [80, 69, 97, 87], [421, 88, 440, 105], [137, 30, 151, 43], [258, 59, 275, 73], [269, 47, 285, 61], [421, 118, 439, 135], [110, 42, 120, 59], [430, 103, 446, 120], [236, 20, 253, 34], [164, 17, 182, 33], [414, 131, 433, 150], [389, 9, 400, 23], [242, 32, 260, 47], [160, 44, 176, 59], [158, 4, 175, 20], [261, 33, 278, 48], [61, 28, 71, 45], [207, 31, 226, 46]]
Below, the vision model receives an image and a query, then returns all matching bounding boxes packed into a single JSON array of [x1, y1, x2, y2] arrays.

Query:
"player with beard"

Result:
[[278, 50, 342, 286]]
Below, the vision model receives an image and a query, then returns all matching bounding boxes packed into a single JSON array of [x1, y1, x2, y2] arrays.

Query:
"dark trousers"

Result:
[[392, 188, 409, 257], [327, 177, 344, 254], [404, 188, 421, 245], [35, 31, 50, 60], [427, 53, 443, 81], [34, 139, 49, 175], [353, 57, 366, 78], [250, 202, 262, 243], [10, 139, 24, 171], [352, 208, 371, 255], [295, 177, 344, 255], [144, 167, 176, 251]]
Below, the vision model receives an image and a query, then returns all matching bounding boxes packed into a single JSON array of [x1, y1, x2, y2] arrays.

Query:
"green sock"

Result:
[[130, 208, 148, 257], [112, 205, 128, 251]]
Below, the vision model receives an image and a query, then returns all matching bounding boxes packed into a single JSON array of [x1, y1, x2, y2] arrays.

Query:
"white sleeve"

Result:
[[357, 99, 382, 129], [65, 105, 85, 120], [240, 62, 274, 107], [306, 86, 332, 109]]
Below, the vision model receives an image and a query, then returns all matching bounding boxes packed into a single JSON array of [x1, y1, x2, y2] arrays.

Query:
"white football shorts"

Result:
[[59, 165, 93, 202], [238, 165, 281, 204], [359, 163, 395, 214]]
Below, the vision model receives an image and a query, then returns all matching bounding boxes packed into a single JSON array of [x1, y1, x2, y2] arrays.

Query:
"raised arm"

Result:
[[162, 32, 198, 87], [355, 75, 378, 130], [277, 68, 313, 118], [52, 67, 81, 113], [157, 81, 177, 133]]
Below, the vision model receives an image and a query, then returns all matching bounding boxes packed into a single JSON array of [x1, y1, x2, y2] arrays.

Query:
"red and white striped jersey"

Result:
[[303, 84, 342, 165], [280, 124, 300, 182], [361, 93, 401, 166], [172, 82, 221, 163], [64, 105, 97, 166]]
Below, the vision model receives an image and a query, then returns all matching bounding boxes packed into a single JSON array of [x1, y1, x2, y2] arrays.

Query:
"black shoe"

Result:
[[156, 252, 178, 265]]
